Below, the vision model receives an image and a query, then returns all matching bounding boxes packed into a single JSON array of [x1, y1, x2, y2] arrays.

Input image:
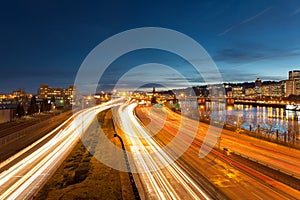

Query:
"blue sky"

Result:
[[1, 0, 300, 93]]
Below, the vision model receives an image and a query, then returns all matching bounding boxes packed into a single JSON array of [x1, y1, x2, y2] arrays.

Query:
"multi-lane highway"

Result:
[[134, 104, 300, 199], [0, 99, 123, 200], [145, 105, 300, 179], [0, 111, 73, 162], [115, 101, 214, 200], [2, 98, 300, 200]]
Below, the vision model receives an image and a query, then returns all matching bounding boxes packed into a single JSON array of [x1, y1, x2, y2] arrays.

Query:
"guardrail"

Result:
[[111, 120, 141, 200]]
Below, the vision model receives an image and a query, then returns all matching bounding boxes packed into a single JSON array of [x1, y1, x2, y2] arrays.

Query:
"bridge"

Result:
[[178, 96, 287, 108]]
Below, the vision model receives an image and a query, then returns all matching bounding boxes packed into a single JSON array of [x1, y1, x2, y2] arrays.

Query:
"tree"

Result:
[[51, 96, 55, 104], [27, 96, 39, 115], [16, 104, 25, 118], [264, 119, 275, 139], [40, 100, 45, 112], [151, 96, 157, 104], [44, 99, 51, 111]]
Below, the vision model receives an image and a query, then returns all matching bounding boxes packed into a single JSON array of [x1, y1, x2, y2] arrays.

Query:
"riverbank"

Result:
[[198, 117, 300, 150]]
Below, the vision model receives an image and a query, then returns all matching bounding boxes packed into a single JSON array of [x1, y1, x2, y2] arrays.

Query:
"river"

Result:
[[178, 99, 300, 143]]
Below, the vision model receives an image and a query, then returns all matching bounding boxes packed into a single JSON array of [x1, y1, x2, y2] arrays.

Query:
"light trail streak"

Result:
[[0, 98, 124, 200], [138, 106, 300, 199], [117, 102, 211, 200], [150, 106, 300, 179]]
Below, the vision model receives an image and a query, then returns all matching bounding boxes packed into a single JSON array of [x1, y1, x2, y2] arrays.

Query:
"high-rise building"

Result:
[[285, 70, 300, 97], [289, 70, 300, 79], [284, 80, 295, 97], [255, 78, 262, 98]]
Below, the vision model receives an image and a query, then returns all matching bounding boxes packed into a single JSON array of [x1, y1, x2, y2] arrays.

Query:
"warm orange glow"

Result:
[[227, 106, 233, 111]]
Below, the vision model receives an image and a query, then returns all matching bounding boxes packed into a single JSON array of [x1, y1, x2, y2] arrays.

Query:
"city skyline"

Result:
[[0, 69, 298, 95], [1, 1, 300, 93]]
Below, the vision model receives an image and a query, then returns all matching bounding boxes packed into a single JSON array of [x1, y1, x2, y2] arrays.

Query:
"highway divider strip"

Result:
[[111, 120, 141, 200]]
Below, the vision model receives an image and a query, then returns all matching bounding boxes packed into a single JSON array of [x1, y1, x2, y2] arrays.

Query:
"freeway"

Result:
[[0, 98, 123, 200], [2, 98, 299, 200], [0, 111, 73, 163], [133, 104, 300, 199], [115, 101, 216, 200], [0, 111, 64, 138], [150, 106, 300, 179]]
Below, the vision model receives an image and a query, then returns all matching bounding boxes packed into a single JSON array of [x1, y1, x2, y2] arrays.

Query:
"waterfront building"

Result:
[[232, 86, 244, 98], [262, 83, 284, 98], [289, 70, 300, 79], [284, 80, 294, 97], [226, 91, 233, 98], [284, 70, 300, 97], [255, 78, 262, 98], [245, 88, 256, 98]]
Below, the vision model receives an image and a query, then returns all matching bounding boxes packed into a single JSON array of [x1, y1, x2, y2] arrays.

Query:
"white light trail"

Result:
[[117, 102, 211, 200], [0, 98, 124, 200]]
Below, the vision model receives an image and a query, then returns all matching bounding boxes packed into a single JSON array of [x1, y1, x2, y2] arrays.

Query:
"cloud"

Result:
[[166, 76, 204, 83], [220, 69, 285, 83], [220, 70, 257, 82], [259, 75, 286, 81], [213, 44, 300, 64], [218, 7, 272, 36], [290, 8, 300, 16], [214, 48, 263, 63]]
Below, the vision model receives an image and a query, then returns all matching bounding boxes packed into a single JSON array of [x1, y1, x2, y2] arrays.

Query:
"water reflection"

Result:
[[179, 99, 300, 143]]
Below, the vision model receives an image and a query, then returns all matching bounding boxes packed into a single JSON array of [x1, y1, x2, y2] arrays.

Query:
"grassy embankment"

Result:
[[35, 109, 134, 200]]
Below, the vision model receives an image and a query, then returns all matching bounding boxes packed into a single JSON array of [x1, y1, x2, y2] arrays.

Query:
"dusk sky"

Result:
[[1, 0, 300, 93]]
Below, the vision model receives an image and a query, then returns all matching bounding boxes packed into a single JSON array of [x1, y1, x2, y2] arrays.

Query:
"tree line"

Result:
[[16, 96, 52, 118]]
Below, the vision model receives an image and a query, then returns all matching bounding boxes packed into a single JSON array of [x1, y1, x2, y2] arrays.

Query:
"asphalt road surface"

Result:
[[0, 98, 123, 200], [130, 102, 300, 199]]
